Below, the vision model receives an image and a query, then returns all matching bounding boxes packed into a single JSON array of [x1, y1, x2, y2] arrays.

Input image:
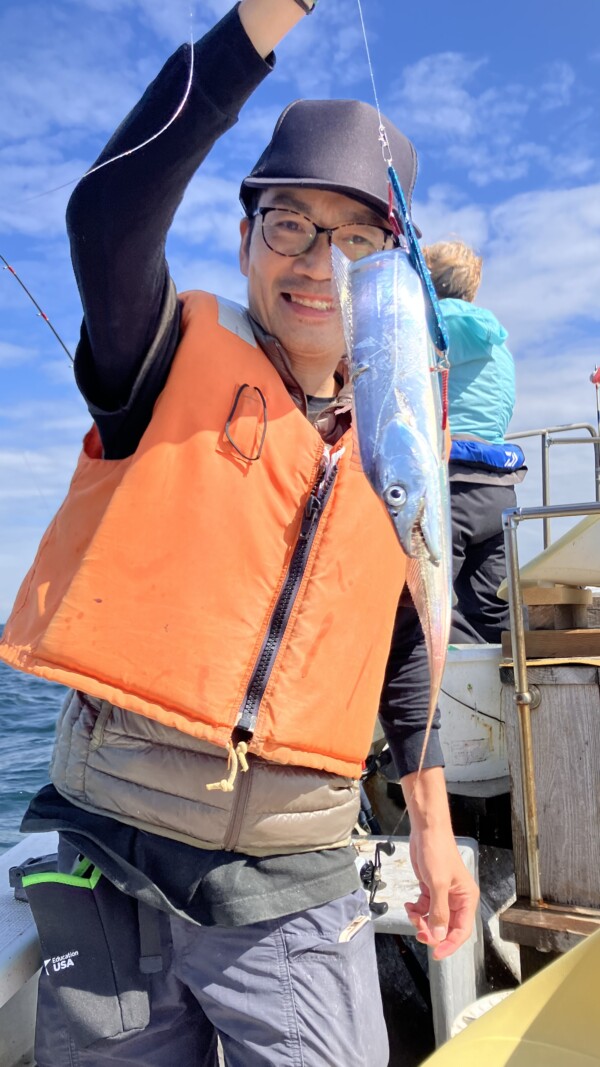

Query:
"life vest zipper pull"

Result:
[[299, 491, 322, 540], [206, 739, 250, 793]]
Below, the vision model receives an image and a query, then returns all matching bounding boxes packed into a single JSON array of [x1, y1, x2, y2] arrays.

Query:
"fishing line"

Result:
[[22, 5, 196, 204], [354, 9, 455, 879], [355, 0, 382, 122], [355, 0, 393, 166], [19, 450, 53, 507], [3, 5, 197, 354]]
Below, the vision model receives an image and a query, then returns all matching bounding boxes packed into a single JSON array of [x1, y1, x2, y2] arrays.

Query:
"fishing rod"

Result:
[[1, 254, 73, 363]]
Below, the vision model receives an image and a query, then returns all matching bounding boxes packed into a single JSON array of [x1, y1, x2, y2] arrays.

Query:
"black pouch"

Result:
[[23, 858, 157, 1047]]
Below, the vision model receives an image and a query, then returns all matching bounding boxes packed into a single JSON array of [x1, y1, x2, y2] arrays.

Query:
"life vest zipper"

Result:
[[223, 755, 254, 851], [235, 456, 340, 735]]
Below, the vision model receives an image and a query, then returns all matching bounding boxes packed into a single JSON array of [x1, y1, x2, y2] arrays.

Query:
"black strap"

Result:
[[9, 853, 59, 902], [291, 0, 316, 13], [137, 900, 164, 974]]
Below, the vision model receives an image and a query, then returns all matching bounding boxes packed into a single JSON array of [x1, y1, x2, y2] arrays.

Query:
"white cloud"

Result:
[[221, 105, 288, 158], [503, 346, 599, 563], [389, 53, 490, 141], [540, 61, 576, 110], [447, 141, 548, 188], [388, 50, 596, 188], [413, 182, 600, 353], [171, 174, 244, 253], [272, 0, 368, 97], [481, 183, 600, 348], [168, 252, 247, 305], [0, 444, 78, 505], [418, 179, 600, 561], [0, 7, 142, 143], [414, 184, 489, 246], [137, 0, 224, 45], [0, 156, 83, 237], [0, 395, 87, 452], [0, 342, 37, 367], [42, 358, 78, 385]]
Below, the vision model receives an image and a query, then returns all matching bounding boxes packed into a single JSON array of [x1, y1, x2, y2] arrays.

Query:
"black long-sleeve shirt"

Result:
[[23, 5, 443, 925]]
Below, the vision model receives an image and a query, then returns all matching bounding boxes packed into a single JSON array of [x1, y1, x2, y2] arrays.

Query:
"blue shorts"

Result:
[[34, 887, 389, 1067]]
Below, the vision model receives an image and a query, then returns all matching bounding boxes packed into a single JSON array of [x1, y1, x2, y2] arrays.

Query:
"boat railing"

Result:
[[505, 422, 600, 548]]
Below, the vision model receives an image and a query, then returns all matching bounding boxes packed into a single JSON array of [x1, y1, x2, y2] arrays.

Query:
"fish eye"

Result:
[[383, 484, 407, 509]]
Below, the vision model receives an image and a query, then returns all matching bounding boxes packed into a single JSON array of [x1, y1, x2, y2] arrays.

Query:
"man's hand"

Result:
[[400, 766, 480, 960], [406, 825, 480, 960], [239, 0, 307, 59]]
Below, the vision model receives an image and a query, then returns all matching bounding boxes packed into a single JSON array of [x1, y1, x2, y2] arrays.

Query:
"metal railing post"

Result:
[[541, 433, 551, 548], [503, 508, 542, 905], [501, 500, 600, 908]]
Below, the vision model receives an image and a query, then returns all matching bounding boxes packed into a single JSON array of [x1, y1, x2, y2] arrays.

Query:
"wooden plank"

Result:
[[527, 604, 589, 630], [500, 664, 599, 685], [502, 670, 600, 907], [520, 585, 592, 606], [501, 628, 600, 658], [500, 900, 600, 955]]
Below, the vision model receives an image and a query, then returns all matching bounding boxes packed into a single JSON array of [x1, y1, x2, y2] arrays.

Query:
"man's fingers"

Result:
[[406, 877, 476, 950], [405, 884, 430, 918], [405, 910, 434, 944], [423, 883, 450, 943], [433, 897, 476, 957], [431, 926, 470, 960], [405, 903, 448, 947]]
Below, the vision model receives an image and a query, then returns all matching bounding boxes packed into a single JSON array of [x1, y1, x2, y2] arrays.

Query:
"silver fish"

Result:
[[332, 245, 452, 769]]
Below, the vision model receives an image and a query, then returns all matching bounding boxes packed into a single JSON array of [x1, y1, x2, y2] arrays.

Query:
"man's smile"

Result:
[[282, 292, 335, 313]]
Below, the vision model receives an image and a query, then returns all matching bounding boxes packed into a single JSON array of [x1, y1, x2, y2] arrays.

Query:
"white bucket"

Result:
[[438, 644, 507, 783]]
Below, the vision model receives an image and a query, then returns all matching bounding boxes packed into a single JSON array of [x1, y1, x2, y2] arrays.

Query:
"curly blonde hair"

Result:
[[422, 240, 482, 303]]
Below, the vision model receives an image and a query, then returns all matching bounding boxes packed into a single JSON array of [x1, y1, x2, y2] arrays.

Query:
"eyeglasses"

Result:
[[252, 206, 396, 262]]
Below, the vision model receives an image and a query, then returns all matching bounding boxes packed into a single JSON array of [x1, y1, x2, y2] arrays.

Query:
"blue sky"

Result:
[[1, 0, 599, 617]]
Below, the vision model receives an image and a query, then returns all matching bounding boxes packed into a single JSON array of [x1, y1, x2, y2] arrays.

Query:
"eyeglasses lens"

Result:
[[261, 210, 387, 261]]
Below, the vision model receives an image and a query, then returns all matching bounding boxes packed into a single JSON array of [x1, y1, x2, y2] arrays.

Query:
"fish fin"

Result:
[[406, 557, 439, 777], [331, 245, 354, 353], [331, 243, 351, 299]]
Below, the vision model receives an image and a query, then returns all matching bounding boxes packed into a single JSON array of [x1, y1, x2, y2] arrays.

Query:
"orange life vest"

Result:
[[0, 292, 407, 778]]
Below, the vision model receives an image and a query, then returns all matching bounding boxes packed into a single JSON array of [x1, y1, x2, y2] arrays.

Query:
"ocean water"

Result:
[[0, 629, 65, 852]]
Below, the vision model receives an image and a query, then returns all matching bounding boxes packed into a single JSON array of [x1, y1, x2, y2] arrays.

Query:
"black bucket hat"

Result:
[[240, 98, 419, 233]]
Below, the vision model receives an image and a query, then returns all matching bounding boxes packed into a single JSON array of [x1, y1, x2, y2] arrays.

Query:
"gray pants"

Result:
[[450, 481, 516, 644], [35, 889, 389, 1067]]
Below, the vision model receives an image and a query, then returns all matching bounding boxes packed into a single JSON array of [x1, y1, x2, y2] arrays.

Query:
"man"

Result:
[[0, 2, 479, 1064]]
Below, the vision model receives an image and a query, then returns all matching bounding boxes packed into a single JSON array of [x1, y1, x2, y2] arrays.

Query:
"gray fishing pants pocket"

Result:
[[23, 859, 156, 1047]]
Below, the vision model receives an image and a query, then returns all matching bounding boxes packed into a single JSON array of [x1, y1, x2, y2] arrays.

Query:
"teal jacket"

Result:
[[441, 298, 515, 445]]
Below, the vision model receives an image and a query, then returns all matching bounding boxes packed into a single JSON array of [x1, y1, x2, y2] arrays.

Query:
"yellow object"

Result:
[[422, 928, 600, 1066]]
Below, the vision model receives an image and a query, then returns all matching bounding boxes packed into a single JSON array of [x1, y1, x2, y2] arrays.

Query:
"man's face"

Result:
[[239, 186, 388, 369]]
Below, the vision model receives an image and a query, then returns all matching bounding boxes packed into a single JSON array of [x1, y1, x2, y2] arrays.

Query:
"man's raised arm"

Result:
[[67, 1, 309, 416]]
